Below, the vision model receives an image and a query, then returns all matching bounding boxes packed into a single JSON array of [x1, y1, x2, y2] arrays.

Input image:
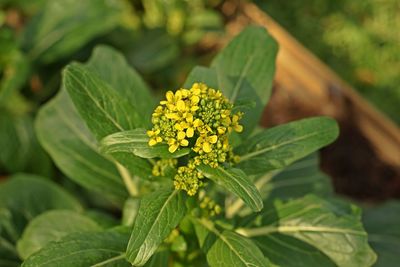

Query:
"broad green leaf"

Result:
[[237, 195, 377, 267], [0, 111, 52, 176], [254, 234, 335, 267], [36, 90, 129, 203], [144, 251, 170, 267], [17, 210, 101, 259], [0, 51, 29, 104], [101, 129, 190, 159], [85, 210, 119, 229], [86, 45, 155, 122], [126, 188, 186, 266], [127, 30, 180, 73], [22, 228, 130, 267], [0, 174, 82, 240], [259, 153, 333, 202], [0, 112, 33, 173], [230, 154, 333, 219], [211, 26, 278, 136], [183, 66, 219, 89], [363, 201, 400, 267], [236, 117, 339, 175], [197, 165, 263, 212], [22, 0, 123, 63], [194, 218, 270, 267], [63, 63, 144, 140]]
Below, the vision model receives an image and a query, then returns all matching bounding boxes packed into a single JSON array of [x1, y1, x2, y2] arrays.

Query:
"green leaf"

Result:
[[211, 26, 278, 136], [0, 174, 82, 240], [144, 251, 170, 267], [259, 153, 333, 202], [183, 66, 219, 89], [63, 63, 144, 140], [101, 129, 190, 159], [194, 218, 270, 267], [236, 117, 339, 175], [126, 188, 186, 266], [128, 30, 180, 73], [85, 210, 119, 229], [17, 210, 101, 259], [363, 201, 400, 267], [0, 112, 33, 173], [22, 228, 130, 267], [254, 234, 336, 267], [22, 0, 123, 63], [197, 165, 263, 212], [0, 51, 29, 105], [0, 110, 52, 176], [230, 154, 333, 219], [35, 89, 129, 204], [238, 195, 377, 267], [86, 45, 155, 122]]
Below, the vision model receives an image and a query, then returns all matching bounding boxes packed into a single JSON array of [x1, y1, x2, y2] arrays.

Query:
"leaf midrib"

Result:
[[238, 225, 367, 237], [239, 130, 327, 162], [66, 68, 125, 133], [129, 190, 179, 261], [198, 218, 253, 266], [217, 167, 261, 211]]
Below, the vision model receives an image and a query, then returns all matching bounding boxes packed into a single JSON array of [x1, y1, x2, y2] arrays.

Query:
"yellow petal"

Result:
[[169, 144, 178, 153], [165, 113, 180, 120], [192, 87, 201, 95], [232, 115, 239, 123], [203, 142, 212, 153], [176, 100, 186, 112], [168, 138, 176, 145], [177, 131, 186, 140], [234, 124, 243, 133], [175, 90, 182, 100], [166, 91, 174, 102], [193, 119, 203, 127], [147, 130, 155, 137], [149, 139, 157, 146], [156, 136, 163, 142], [186, 127, 194, 138], [174, 123, 183, 131], [185, 113, 193, 122], [208, 135, 218, 144], [180, 139, 189, 146], [217, 127, 226, 135], [191, 95, 200, 105]]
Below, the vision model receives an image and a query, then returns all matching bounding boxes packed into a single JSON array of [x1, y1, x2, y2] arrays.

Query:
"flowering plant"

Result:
[[13, 26, 377, 266]]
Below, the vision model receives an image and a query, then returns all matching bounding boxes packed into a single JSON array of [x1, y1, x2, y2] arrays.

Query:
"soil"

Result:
[[261, 85, 400, 202]]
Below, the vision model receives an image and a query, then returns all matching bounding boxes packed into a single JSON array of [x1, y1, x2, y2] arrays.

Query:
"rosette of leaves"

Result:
[[23, 26, 377, 266]]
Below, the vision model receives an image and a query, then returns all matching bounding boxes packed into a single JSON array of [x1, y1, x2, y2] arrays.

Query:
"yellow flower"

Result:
[[147, 82, 244, 195], [232, 114, 243, 133]]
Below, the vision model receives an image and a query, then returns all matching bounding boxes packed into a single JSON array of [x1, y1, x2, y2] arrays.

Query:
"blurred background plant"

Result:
[[256, 0, 400, 124], [0, 0, 223, 176]]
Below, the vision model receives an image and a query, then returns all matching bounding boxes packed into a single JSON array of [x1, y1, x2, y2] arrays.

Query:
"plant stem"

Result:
[[116, 163, 138, 197], [225, 170, 279, 218]]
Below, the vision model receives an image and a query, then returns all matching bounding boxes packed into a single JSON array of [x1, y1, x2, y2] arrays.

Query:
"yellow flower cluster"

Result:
[[173, 160, 204, 196], [151, 158, 177, 177], [147, 82, 243, 195], [200, 196, 222, 217]]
